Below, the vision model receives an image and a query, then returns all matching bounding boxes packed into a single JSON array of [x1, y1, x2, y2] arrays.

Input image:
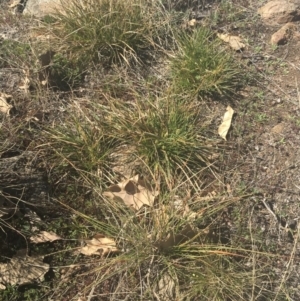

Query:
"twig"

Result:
[[261, 197, 284, 242], [261, 198, 277, 222], [296, 78, 300, 108], [87, 285, 95, 301]]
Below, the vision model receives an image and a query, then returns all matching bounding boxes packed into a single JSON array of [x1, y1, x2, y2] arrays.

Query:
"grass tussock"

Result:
[[48, 0, 173, 66], [0, 39, 31, 68], [102, 96, 215, 184], [50, 94, 217, 188], [170, 28, 241, 99], [54, 181, 275, 301], [47, 118, 117, 178], [44, 101, 127, 200], [45, 91, 279, 300]]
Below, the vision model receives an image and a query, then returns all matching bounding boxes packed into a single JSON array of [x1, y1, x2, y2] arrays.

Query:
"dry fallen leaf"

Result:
[[0, 93, 12, 115], [0, 256, 49, 290], [217, 33, 245, 51], [187, 19, 197, 27], [79, 234, 118, 256], [155, 272, 177, 301], [30, 231, 62, 243], [104, 175, 158, 210], [218, 106, 234, 140]]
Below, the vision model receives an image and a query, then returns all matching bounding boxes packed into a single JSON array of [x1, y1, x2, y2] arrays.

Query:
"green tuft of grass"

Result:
[[98, 95, 215, 186], [46, 108, 119, 184], [210, 0, 248, 26], [0, 39, 31, 68], [57, 184, 276, 301], [47, 0, 172, 66], [46, 93, 216, 189], [48, 53, 84, 90], [170, 28, 241, 99]]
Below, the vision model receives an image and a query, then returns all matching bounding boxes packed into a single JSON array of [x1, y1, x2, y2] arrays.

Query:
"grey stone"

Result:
[[270, 22, 297, 45], [23, 0, 62, 18], [258, 0, 300, 25]]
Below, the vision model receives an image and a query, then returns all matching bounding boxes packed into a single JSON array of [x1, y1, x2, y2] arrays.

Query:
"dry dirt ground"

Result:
[[1, 0, 300, 300], [217, 1, 300, 298]]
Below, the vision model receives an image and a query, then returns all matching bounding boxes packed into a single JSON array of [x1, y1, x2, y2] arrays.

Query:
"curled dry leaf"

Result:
[[104, 175, 158, 210], [0, 256, 49, 290], [79, 234, 118, 256], [0, 92, 12, 115], [217, 33, 245, 51], [218, 106, 234, 140], [30, 231, 62, 243]]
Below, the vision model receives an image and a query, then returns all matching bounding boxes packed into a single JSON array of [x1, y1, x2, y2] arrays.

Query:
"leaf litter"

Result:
[[217, 33, 245, 51], [78, 233, 118, 256], [30, 231, 62, 243], [103, 175, 159, 211], [218, 106, 234, 140], [0, 92, 12, 115], [0, 256, 49, 290]]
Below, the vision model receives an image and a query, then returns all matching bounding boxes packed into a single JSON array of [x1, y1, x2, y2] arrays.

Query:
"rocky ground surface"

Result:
[[2, 0, 300, 300]]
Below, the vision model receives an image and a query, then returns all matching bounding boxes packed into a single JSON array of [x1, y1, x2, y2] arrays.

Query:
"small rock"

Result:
[[271, 123, 284, 134], [23, 0, 63, 18], [293, 31, 300, 41], [258, 0, 300, 25], [270, 22, 297, 45], [187, 19, 197, 27]]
